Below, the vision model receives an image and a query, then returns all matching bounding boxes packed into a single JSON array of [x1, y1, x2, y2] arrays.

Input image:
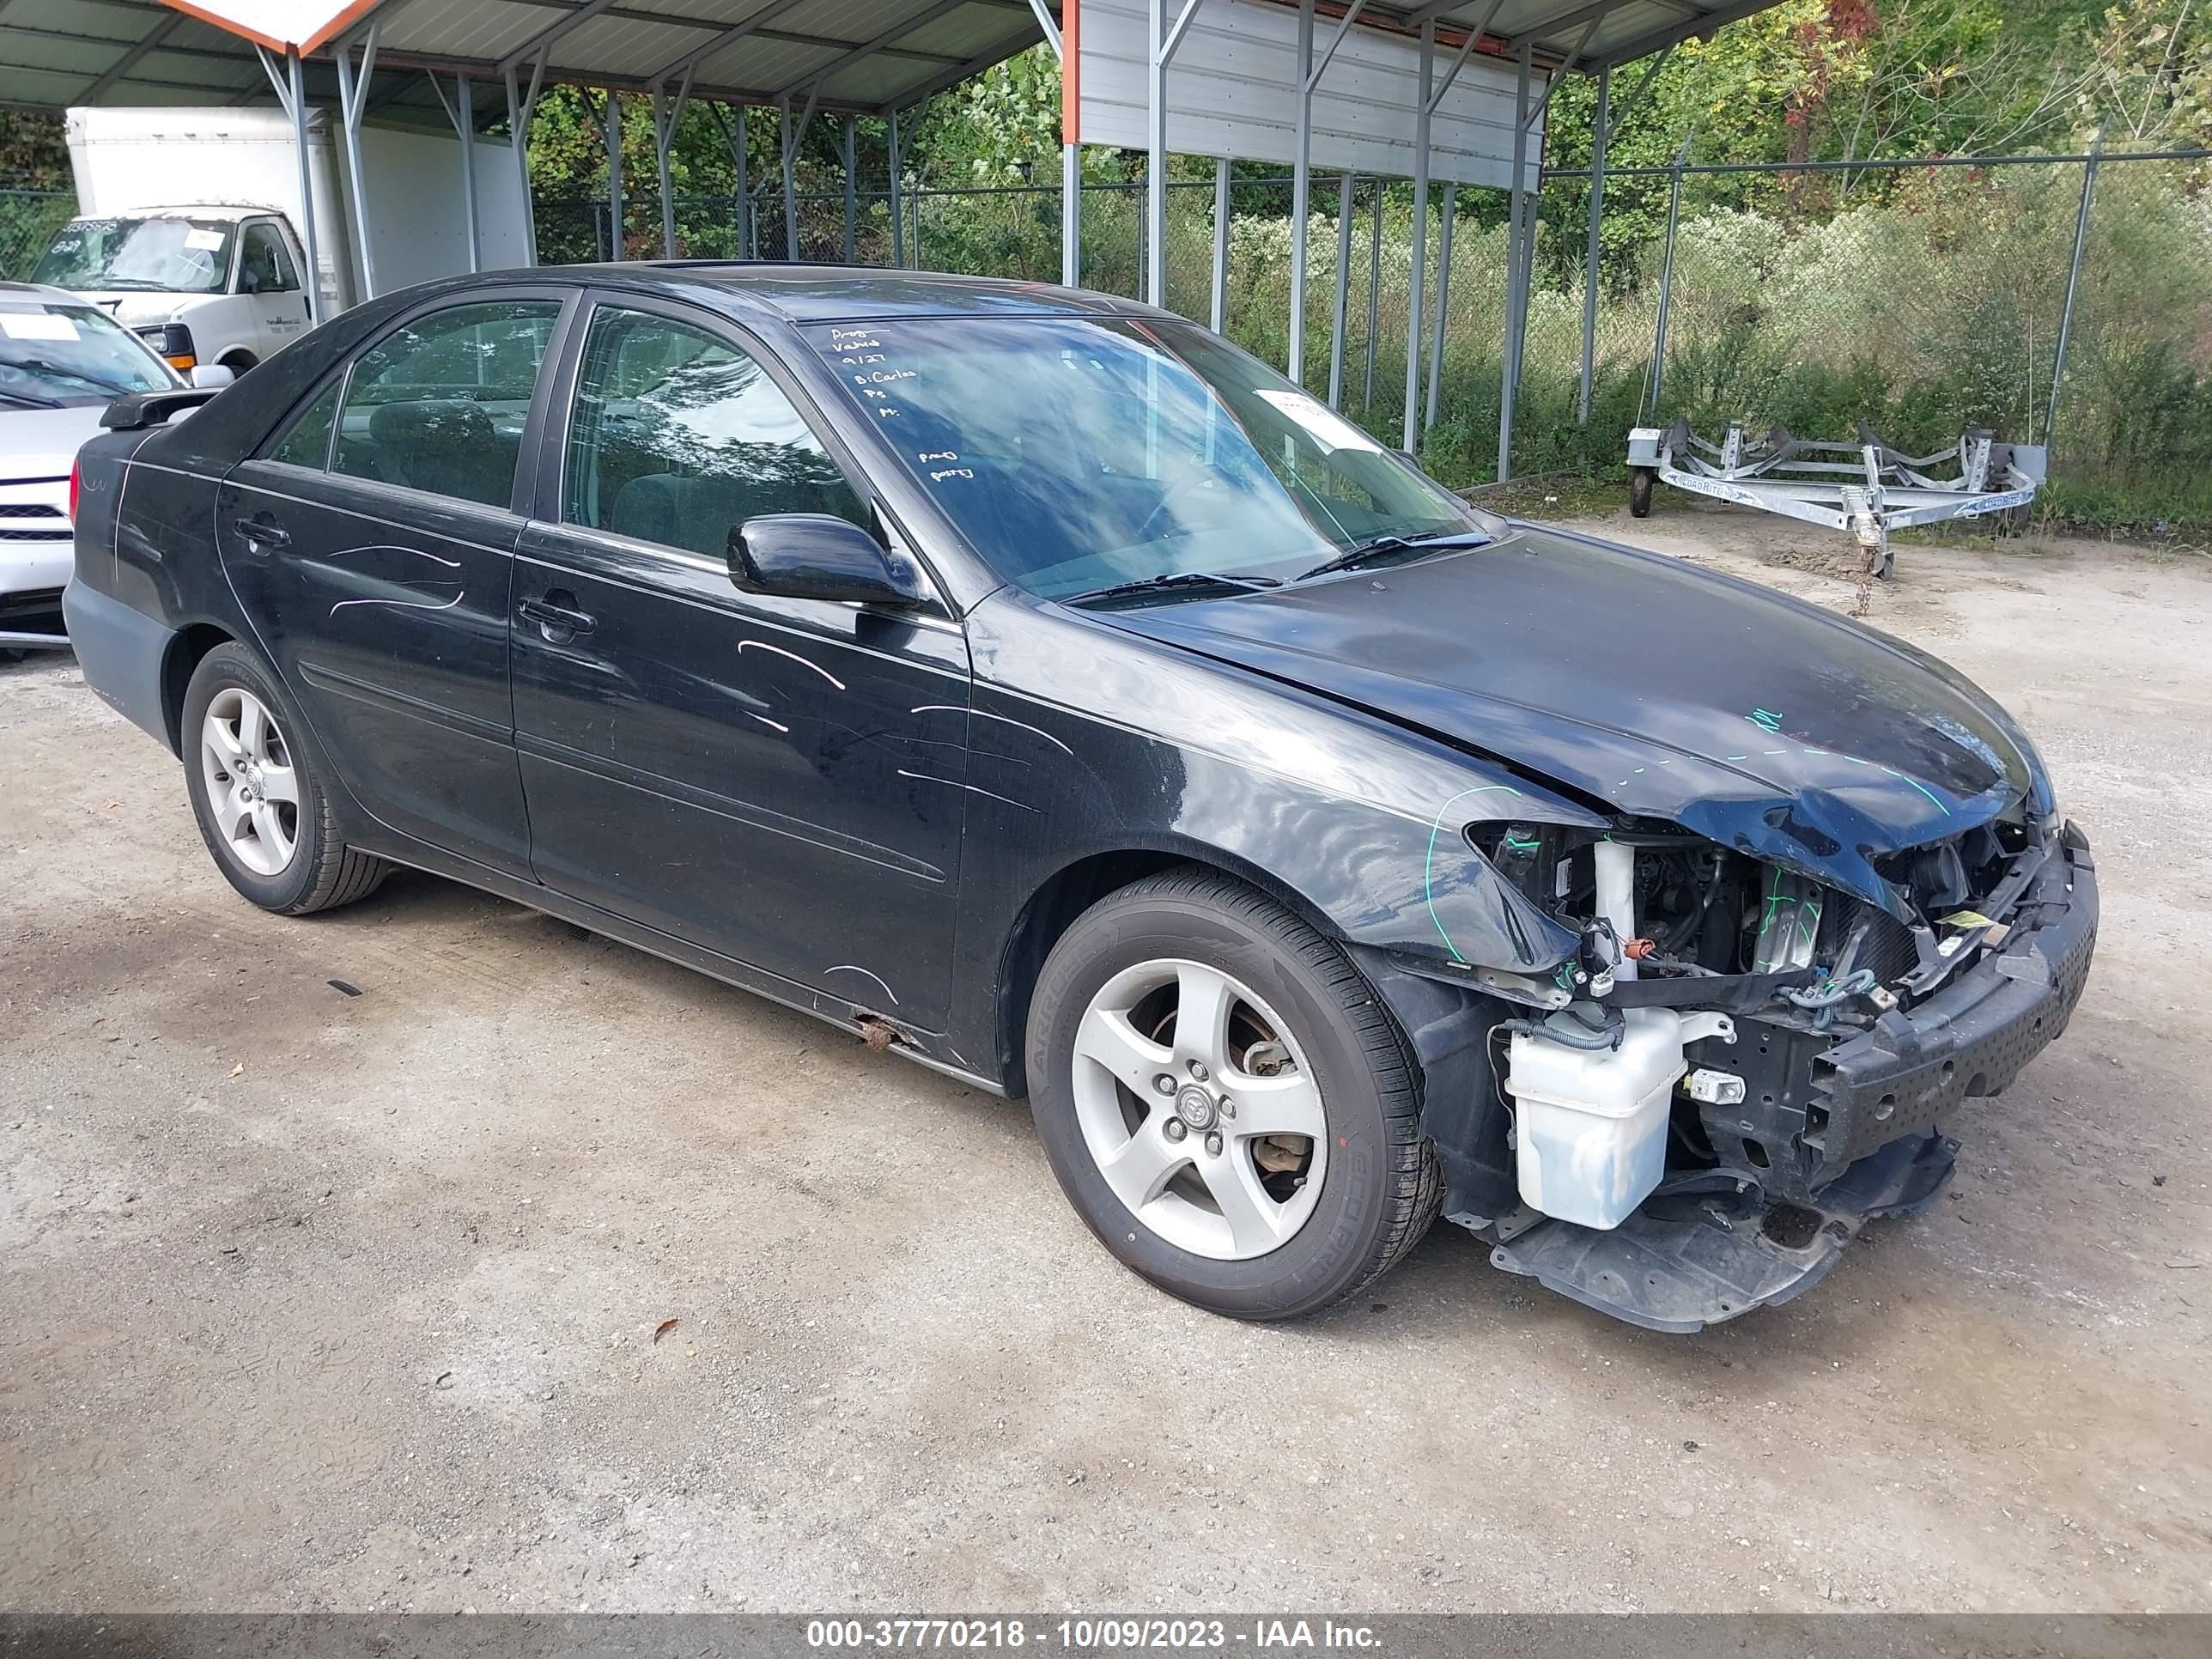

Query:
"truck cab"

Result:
[[31, 206, 313, 378]]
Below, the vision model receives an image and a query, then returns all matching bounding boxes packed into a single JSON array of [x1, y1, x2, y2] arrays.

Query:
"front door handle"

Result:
[[519, 592, 596, 639], [233, 514, 289, 550]]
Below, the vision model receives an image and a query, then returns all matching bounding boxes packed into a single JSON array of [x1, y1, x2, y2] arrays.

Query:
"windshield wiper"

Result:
[[1066, 570, 1285, 607], [1295, 529, 1494, 583], [10, 358, 132, 396], [0, 387, 66, 410]]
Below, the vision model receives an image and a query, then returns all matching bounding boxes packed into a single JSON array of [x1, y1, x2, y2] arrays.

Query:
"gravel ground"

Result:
[[3, 506, 2208, 1614]]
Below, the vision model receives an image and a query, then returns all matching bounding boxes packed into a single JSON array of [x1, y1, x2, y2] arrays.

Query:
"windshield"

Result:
[[33, 216, 235, 295], [0, 301, 174, 406], [804, 316, 1489, 601]]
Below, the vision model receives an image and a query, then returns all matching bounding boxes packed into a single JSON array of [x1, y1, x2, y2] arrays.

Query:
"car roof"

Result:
[[83, 205, 276, 222], [0, 279, 99, 307], [497, 263, 1175, 328]]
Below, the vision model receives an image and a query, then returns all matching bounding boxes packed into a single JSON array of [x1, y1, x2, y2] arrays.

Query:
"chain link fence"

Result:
[[1510, 149, 2212, 528], [0, 190, 76, 282], [535, 149, 2210, 529]]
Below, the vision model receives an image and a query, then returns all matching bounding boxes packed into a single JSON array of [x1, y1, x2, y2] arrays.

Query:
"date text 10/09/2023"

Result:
[[805, 1621, 1383, 1651]]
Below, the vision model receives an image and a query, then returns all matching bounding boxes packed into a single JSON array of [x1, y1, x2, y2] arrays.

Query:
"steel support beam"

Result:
[[1363, 174, 1381, 413], [2048, 125, 2105, 443], [504, 50, 550, 265], [779, 98, 798, 260], [1061, 141, 1080, 287], [1287, 0, 1316, 382], [889, 108, 905, 268], [649, 0, 813, 86], [428, 71, 484, 272], [457, 75, 479, 272], [81, 10, 180, 102], [1402, 20, 1433, 452], [842, 117, 858, 263], [1498, 40, 1529, 481], [332, 21, 382, 301], [713, 103, 750, 258], [500, 0, 623, 76], [776, 0, 975, 101], [272, 47, 328, 322], [1425, 181, 1454, 431], [653, 67, 694, 258], [1328, 173, 1353, 409], [1645, 131, 1692, 416], [605, 89, 623, 258], [1209, 155, 1231, 331], [1577, 64, 1607, 424]]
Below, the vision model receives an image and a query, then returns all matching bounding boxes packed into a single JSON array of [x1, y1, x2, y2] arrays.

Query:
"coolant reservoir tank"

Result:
[[1509, 1006, 1735, 1231]]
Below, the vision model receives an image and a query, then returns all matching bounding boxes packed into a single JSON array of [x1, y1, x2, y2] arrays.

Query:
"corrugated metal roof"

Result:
[[0, 0, 1772, 123]]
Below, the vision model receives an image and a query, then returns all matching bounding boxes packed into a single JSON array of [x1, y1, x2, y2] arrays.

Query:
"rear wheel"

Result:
[[1628, 465, 1656, 518], [182, 642, 387, 915], [1025, 868, 1440, 1320]]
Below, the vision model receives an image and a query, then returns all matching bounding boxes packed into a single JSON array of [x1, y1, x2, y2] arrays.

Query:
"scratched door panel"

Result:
[[510, 523, 974, 1027], [216, 461, 533, 876]]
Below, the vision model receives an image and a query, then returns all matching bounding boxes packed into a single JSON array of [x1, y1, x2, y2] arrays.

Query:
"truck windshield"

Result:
[[33, 216, 235, 295], [802, 314, 1489, 603], [0, 301, 173, 407]]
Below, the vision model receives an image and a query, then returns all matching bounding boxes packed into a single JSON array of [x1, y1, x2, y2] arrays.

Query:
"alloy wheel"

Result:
[[199, 686, 300, 878], [1069, 957, 1328, 1260]]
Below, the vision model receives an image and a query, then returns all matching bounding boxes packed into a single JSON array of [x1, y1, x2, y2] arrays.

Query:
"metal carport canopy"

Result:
[[4, 0, 1785, 129], [0, 0, 1059, 117]]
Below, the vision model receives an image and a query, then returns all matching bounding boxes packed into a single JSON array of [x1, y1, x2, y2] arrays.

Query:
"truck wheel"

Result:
[[182, 642, 388, 915], [1629, 466, 1656, 518], [1024, 867, 1441, 1321]]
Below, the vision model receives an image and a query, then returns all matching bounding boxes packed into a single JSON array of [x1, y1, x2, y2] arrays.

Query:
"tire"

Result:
[[1628, 465, 1656, 518], [181, 641, 389, 915], [1025, 866, 1441, 1321]]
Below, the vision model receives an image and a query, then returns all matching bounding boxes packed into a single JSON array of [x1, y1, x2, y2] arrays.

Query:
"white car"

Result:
[[0, 281, 225, 653]]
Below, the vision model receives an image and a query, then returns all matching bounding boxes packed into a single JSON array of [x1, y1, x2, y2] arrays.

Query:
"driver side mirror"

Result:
[[239, 267, 262, 295], [727, 514, 922, 607], [189, 363, 235, 390]]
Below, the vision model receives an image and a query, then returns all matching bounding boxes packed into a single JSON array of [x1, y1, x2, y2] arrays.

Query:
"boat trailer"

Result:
[[1626, 418, 2046, 580]]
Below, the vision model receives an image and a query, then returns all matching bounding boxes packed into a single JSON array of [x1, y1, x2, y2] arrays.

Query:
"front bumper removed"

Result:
[[1488, 823, 2098, 1333]]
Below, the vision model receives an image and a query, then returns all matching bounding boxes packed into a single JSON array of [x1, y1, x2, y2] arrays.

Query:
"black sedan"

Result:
[[64, 267, 2097, 1331]]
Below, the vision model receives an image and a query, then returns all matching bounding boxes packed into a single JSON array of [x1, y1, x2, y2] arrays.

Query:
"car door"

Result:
[[510, 295, 971, 1027], [235, 220, 311, 362], [215, 290, 575, 877]]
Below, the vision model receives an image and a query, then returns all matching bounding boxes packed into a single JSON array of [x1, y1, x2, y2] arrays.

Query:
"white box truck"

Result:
[[29, 106, 531, 375]]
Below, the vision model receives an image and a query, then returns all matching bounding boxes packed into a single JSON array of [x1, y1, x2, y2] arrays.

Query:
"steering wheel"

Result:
[[1132, 471, 1221, 544]]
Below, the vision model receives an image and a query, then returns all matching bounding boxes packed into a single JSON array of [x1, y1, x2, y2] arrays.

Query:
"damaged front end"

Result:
[[1367, 807, 2098, 1333]]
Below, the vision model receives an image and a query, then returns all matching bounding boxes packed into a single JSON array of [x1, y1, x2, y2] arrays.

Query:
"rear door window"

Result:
[[331, 300, 562, 509], [258, 378, 341, 471]]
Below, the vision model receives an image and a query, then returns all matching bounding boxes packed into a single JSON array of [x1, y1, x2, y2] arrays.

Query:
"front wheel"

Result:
[[182, 642, 389, 915], [1628, 466, 1656, 518], [1025, 868, 1440, 1320]]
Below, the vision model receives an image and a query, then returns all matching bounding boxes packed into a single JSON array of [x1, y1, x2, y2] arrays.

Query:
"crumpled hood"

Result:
[[0, 403, 112, 481], [1100, 524, 2051, 917]]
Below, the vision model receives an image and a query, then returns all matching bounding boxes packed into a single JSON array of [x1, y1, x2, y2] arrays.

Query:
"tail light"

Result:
[[67, 458, 80, 524]]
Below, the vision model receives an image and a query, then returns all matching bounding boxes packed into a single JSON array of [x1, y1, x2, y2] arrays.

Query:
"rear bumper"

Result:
[[63, 579, 176, 749]]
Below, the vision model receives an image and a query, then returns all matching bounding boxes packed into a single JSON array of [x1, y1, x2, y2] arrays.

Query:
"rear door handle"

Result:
[[519, 592, 596, 638], [233, 514, 289, 550]]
